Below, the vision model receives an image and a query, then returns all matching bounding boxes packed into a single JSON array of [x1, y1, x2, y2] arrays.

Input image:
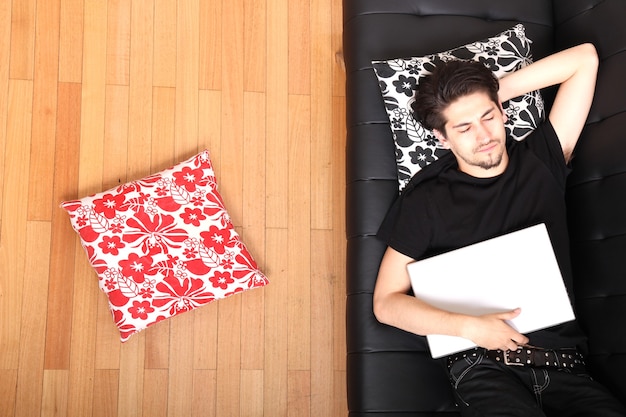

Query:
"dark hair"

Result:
[[411, 60, 500, 135]]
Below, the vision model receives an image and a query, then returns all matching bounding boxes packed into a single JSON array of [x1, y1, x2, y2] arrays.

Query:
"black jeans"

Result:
[[447, 349, 626, 417]]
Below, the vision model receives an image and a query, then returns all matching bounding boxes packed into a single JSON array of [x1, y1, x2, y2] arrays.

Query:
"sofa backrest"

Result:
[[554, 0, 626, 402]]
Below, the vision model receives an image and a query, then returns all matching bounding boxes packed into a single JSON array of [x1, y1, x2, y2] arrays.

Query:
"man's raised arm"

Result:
[[499, 43, 598, 161]]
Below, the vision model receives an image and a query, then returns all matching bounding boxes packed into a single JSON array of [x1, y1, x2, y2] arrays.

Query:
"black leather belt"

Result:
[[448, 346, 586, 373]]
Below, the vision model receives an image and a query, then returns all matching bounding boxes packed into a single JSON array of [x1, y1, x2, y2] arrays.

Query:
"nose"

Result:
[[475, 123, 490, 144]]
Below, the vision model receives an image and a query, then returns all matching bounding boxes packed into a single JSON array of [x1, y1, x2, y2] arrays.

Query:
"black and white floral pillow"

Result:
[[372, 24, 545, 191]]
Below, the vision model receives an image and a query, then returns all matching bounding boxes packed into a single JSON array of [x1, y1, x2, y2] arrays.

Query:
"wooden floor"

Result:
[[0, 0, 347, 416]]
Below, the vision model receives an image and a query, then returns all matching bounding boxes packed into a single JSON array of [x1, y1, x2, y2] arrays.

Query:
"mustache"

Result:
[[475, 140, 500, 152]]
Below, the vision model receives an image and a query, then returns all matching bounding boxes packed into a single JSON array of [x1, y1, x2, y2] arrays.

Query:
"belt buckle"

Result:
[[503, 348, 525, 366]]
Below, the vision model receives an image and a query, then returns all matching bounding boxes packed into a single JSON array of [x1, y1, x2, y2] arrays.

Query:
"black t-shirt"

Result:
[[377, 121, 587, 350]]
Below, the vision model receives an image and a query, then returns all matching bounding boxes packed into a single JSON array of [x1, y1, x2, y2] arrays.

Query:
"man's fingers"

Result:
[[509, 336, 528, 349], [497, 339, 514, 351]]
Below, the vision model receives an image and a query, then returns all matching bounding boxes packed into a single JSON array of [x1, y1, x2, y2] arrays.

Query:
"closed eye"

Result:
[[451, 106, 499, 134]]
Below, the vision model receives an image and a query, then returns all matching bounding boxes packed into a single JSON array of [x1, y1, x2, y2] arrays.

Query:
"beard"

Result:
[[475, 152, 504, 170], [459, 141, 505, 171]]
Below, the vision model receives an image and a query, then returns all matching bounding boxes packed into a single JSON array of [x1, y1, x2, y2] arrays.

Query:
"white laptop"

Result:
[[406, 223, 575, 359]]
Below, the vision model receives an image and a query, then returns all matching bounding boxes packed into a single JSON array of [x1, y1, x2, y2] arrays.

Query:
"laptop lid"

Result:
[[406, 223, 575, 358]]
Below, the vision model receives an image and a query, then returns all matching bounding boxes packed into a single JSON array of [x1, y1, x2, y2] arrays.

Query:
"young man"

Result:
[[374, 43, 626, 416]]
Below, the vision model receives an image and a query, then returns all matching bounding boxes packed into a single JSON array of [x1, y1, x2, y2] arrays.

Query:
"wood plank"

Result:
[[219, 0, 244, 227], [263, 228, 288, 416], [310, 230, 334, 416], [14, 221, 51, 416], [334, 370, 348, 416], [45, 81, 81, 370], [102, 84, 128, 192], [239, 266, 266, 371], [287, 94, 311, 371], [331, 0, 346, 97], [198, 89, 221, 175], [310, 0, 333, 230], [105, 0, 131, 86], [118, 336, 145, 417], [92, 370, 119, 417], [0, 2, 10, 224], [288, 0, 310, 95], [127, 0, 154, 178], [332, 95, 347, 373], [192, 301, 218, 370], [41, 370, 69, 417], [265, 0, 289, 229], [241, 92, 266, 238], [153, 0, 176, 88], [144, 322, 170, 370], [215, 295, 242, 417], [191, 370, 216, 417], [9, 0, 36, 80], [66, 244, 99, 417], [58, 0, 84, 82], [240, 369, 264, 416], [95, 293, 122, 369], [0, 79, 33, 369], [78, 0, 107, 196], [174, 0, 199, 156], [198, 0, 221, 90], [166, 312, 194, 417], [244, 0, 266, 92], [27, 0, 60, 221], [150, 86, 176, 170], [287, 370, 310, 417], [143, 369, 168, 417], [0, 370, 17, 417]]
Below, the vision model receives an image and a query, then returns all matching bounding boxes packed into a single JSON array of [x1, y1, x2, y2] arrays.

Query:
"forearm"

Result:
[[373, 290, 468, 338], [498, 43, 597, 103], [373, 247, 467, 337], [374, 291, 528, 351], [499, 43, 598, 160]]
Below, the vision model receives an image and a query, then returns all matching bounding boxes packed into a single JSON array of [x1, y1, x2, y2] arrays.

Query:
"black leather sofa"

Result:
[[344, 1, 626, 415]]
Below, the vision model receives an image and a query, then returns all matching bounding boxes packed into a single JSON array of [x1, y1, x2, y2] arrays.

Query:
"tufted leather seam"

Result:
[[554, 0, 607, 26]]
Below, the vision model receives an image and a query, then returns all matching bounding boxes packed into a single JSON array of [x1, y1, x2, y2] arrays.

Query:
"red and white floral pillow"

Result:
[[61, 150, 269, 342]]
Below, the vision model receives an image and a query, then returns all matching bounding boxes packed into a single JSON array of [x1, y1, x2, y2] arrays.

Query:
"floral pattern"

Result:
[[372, 24, 545, 191], [61, 151, 269, 342]]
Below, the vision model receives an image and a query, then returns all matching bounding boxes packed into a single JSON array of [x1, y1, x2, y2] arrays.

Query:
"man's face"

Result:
[[434, 91, 509, 178]]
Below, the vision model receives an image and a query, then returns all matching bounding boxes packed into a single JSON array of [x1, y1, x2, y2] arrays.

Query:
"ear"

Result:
[[433, 129, 450, 149]]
